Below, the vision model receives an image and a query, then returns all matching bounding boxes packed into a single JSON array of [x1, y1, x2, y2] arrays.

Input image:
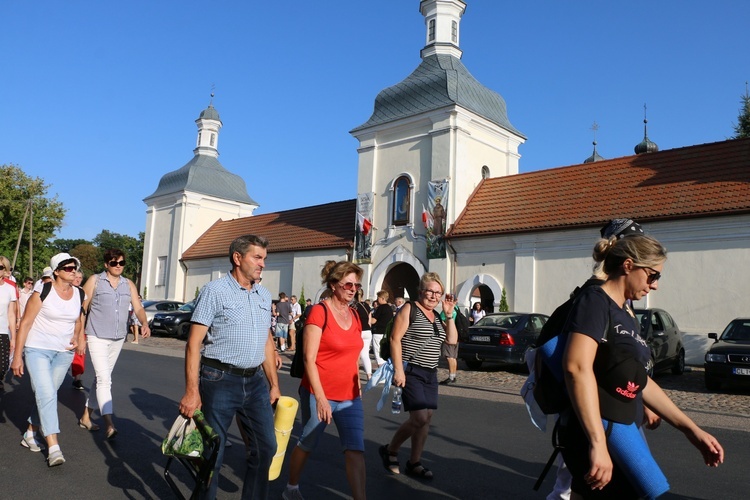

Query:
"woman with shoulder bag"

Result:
[[12, 253, 83, 467], [378, 272, 457, 479], [561, 234, 724, 498], [282, 260, 365, 500]]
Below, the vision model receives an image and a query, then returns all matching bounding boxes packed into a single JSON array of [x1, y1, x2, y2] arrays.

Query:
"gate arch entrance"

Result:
[[382, 263, 420, 302]]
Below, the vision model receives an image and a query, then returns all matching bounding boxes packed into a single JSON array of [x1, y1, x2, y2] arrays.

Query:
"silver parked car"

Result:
[[141, 300, 185, 323]]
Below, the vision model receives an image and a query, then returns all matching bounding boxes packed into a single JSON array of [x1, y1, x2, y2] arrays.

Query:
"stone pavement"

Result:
[[129, 335, 750, 422]]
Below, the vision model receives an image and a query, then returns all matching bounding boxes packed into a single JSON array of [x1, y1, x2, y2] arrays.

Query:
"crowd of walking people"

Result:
[[2, 225, 727, 498]]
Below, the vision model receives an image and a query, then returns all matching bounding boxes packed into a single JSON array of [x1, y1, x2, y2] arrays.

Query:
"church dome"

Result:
[[199, 105, 220, 121], [144, 154, 257, 205], [634, 119, 659, 155], [583, 141, 605, 163], [351, 54, 523, 137]]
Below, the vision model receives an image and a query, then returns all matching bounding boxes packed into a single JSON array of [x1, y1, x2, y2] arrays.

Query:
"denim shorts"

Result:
[[275, 323, 289, 339], [297, 386, 365, 453], [402, 363, 439, 411]]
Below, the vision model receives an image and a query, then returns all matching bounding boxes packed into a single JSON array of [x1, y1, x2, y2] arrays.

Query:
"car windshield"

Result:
[[142, 300, 157, 308], [721, 320, 750, 341], [475, 314, 523, 328], [633, 311, 649, 333], [178, 301, 196, 312]]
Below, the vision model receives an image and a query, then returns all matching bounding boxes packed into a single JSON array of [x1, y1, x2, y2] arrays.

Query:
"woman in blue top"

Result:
[[562, 235, 724, 498], [77, 249, 150, 438]]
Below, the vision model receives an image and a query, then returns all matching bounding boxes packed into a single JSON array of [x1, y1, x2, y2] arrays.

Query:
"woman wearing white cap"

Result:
[[12, 252, 84, 467]]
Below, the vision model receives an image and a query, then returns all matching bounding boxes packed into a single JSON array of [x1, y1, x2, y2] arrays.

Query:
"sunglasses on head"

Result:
[[338, 281, 362, 291], [641, 267, 661, 284], [108, 260, 126, 267], [58, 265, 78, 273]]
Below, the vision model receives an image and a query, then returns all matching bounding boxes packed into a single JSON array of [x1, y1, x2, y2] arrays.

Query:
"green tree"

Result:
[[498, 288, 509, 312], [70, 243, 101, 278], [51, 238, 91, 253], [733, 84, 750, 139], [0, 164, 66, 279]]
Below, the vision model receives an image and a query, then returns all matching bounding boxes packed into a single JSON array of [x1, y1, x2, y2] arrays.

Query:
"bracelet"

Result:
[[439, 310, 457, 321]]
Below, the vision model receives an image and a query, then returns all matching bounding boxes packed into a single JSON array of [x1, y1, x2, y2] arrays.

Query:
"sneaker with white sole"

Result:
[[47, 449, 66, 467], [282, 487, 304, 500], [20, 434, 43, 452]]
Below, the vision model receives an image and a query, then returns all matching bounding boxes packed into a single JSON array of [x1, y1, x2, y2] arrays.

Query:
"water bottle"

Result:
[[391, 386, 403, 414]]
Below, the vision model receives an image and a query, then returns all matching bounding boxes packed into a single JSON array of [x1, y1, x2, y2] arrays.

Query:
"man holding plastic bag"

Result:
[[179, 235, 280, 500]]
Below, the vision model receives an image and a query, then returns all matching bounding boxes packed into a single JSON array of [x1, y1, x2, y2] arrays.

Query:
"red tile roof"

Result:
[[182, 199, 356, 261], [449, 137, 750, 238]]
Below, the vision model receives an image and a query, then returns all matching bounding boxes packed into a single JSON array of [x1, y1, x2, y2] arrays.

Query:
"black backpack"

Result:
[[379, 302, 419, 361], [454, 307, 470, 342], [289, 303, 327, 379], [532, 279, 603, 415]]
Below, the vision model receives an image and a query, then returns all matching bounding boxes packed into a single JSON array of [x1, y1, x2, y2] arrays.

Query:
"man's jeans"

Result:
[[24, 347, 74, 436], [199, 364, 276, 500]]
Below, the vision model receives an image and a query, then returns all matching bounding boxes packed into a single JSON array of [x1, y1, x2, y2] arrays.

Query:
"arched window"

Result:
[[392, 176, 411, 226], [481, 165, 490, 179], [428, 20, 435, 42]]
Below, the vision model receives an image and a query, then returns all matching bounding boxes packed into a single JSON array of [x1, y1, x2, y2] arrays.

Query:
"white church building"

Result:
[[141, 0, 750, 359]]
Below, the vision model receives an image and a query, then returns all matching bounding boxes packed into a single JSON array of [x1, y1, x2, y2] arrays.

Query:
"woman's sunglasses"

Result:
[[641, 267, 662, 284], [58, 265, 78, 273], [338, 281, 362, 291], [108, 260, 126, 267]]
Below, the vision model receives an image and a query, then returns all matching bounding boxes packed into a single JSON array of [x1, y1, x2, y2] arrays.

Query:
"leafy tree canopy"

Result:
[[0, 164, 66, 278], [733, 85, 750, 139]]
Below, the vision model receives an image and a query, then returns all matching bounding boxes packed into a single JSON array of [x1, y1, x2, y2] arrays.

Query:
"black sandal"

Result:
[[405, 460, 433, 479], [379, 444, 400, 474]]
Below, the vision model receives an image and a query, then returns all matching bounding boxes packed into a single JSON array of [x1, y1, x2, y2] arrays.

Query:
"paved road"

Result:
[[0, 340, 748, 499]]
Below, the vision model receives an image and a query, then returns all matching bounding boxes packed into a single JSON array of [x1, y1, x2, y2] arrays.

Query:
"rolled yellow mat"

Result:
[[269, 395, 299, 481]]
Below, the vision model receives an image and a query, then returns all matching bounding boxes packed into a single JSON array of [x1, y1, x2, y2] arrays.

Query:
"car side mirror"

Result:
[[708, 332, 718, 342]]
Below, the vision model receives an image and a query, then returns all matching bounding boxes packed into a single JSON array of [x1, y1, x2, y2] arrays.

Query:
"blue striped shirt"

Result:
[[191, 273, 272, 369]]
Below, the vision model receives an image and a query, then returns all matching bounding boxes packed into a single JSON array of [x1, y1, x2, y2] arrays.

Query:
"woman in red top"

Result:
[[283, 260, 365, 500]]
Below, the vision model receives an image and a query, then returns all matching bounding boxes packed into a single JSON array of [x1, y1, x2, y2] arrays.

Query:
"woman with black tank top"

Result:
[[378, 272, 457, 480], [561, 235, 724, 498]]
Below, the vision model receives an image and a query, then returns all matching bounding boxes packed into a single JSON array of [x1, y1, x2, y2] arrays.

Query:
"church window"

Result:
[[428, 20, 435, 42], [197, 132, 202, 147], [481, 165, 490, 179], [452, 21, 458, 43], [210, 133, 216, 147], [156, 256, 167, 286], [392, 176, 411, 226]]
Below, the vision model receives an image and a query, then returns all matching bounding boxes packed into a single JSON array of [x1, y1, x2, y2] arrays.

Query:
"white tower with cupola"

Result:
[[350, 0, 525, 300], [142, 101, 258, 301]]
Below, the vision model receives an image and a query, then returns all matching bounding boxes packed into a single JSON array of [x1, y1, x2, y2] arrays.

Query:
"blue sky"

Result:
[[2, 1, 749, 241]]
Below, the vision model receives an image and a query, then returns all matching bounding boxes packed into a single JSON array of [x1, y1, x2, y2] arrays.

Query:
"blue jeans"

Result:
[[199, 364, 276, 500], [24, 347, 74, 436]]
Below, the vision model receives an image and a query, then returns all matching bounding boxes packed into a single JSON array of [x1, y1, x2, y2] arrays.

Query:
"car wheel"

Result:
[[705, 373, 721, 391], [179, 323, 191, 340], [671, 349, 685, 375], [464, 357, 483, 370]]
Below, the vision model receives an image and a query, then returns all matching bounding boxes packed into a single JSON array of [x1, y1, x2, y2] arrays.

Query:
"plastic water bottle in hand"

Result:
[[391, 386, 403, 414]]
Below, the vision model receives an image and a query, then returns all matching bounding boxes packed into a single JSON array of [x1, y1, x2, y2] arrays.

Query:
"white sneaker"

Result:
[[282, 487, 304, 500], [48, 449, 66, 467], [20, 434, 43, 452], [281, 345, 286, 352]]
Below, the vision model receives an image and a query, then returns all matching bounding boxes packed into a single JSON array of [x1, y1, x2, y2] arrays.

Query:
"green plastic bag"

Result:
[[162, 410, 205, 458]]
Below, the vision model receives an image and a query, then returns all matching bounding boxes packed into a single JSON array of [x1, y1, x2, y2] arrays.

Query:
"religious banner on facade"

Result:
[[354, 192, 374, 264], [423, 180, 448, 259]]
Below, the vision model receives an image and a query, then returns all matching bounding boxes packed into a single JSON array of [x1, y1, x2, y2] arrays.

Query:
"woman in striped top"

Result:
[[379, 272, 457, 479]]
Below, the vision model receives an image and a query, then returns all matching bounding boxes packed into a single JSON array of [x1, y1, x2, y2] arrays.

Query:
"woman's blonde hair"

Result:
[[320, 260, 363, 288], [592, 235, 667, 279], [419, 272, 445, 294]]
